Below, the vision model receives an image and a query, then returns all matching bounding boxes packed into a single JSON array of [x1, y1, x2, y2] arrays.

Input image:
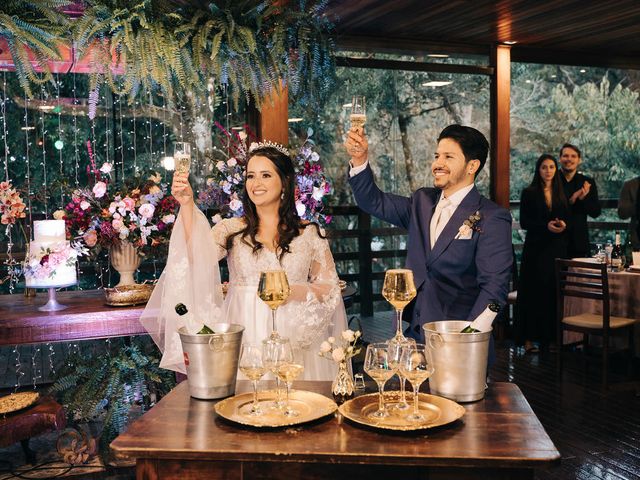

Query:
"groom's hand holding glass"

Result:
[[344, 126, 369, 167]]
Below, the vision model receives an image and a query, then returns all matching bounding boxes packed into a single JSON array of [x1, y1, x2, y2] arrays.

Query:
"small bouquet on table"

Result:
[[319, 329, 362, 403]]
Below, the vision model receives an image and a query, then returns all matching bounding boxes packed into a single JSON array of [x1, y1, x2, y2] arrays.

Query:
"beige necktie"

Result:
[[430, 197, 452, 248]]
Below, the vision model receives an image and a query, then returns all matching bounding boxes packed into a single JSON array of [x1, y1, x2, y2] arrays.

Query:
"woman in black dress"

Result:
[[516, 154, 570, 353]]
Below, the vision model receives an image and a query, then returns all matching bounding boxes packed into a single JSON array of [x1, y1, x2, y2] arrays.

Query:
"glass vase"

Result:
[[331, 361, 355, 404]]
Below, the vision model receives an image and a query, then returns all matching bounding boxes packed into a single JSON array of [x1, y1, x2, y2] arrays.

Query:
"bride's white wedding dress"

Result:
[[140, 207, 347, 381]]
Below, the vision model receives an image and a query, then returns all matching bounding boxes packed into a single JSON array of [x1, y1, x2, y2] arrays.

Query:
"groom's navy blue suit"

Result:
[[349, 165, 512, 343]]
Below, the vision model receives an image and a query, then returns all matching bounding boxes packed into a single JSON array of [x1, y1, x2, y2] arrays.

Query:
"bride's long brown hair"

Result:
[[225, 146, 323, 260]]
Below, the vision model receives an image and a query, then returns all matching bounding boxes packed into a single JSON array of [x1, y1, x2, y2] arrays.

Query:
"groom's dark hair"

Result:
[[437, 125, 489, 177]]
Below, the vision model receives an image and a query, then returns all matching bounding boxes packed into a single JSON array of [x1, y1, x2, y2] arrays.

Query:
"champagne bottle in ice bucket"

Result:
[[174, 142, 191, 174], [460, 301, 500, 333]]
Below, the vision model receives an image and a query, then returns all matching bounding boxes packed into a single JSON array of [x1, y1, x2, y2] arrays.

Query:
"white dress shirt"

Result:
[[430, 184, 474, 247]]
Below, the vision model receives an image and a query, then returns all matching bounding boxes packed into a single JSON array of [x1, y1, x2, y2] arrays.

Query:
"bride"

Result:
[[140, 142, 347, 381]]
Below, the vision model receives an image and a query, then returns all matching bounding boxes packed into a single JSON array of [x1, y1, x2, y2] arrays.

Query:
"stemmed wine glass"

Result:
[[275, 345, 304, 417], [363, 343, 397, 419], [238, 344, 266, 416], [382, 268, 417, 409], [399, 344, 434, 422], [262, 336, 290, 410], [257, 270, 291, 340], [387, 336, 415, 410], [174, 142, 191, 174]]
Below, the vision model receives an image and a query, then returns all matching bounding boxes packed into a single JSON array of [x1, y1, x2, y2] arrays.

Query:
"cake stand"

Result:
[[35, 282, 76, 312]]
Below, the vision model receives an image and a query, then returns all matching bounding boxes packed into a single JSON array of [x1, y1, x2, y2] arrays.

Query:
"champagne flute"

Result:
[[174, 142, 191, 174], [387, 336, 416, 411], [275, 346, 304, 417], [238, 344, 266, 416], [400, 344, 434, 422], [262, 336, 290, 410], [350, 95, 366, 130], [363, 343, 396, 419], [258, 270, 291, 340]]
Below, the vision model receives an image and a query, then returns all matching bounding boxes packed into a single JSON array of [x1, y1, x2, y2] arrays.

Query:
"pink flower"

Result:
[[112, 218, 124, 230], [80, 200, 91, 211], [93, 181, 107, 198], [83, 229, 98, 247], [99, 162, 113, 174], [138, 203, 155, 219], [122, 197, 136, 211]]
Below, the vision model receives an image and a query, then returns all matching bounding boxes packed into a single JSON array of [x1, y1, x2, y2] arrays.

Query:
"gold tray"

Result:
[[339, 391, 465, 431], [104, 283, 154, 306], [215, 389, 337, 428], [0, 391, 39, 415]]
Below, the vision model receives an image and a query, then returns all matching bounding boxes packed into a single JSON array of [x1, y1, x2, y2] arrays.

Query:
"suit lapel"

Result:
[[427, 187, 481, 266], [420, 190, 439, 253]]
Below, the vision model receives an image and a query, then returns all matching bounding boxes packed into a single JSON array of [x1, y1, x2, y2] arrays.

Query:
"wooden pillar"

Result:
[[489, 44, 511, 208], [256, 83, 289, 145]]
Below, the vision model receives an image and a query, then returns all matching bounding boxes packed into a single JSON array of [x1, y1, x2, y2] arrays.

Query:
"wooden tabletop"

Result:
[[0, 290, 146, 346], [111, 381, 560, 470]]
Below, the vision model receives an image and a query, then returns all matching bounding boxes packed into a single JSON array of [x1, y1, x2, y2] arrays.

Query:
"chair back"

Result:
[[555, 259, 610, 330]]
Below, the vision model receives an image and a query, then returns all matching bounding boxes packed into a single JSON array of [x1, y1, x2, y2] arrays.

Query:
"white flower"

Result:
[[138, 203, 155, 219], [119, 227, 130, 239], [331, 349, 346, 363], [238, 131, 247, 141], [211, 213, 223, 224], [319, 341, 332, 353], [296, 202, 306, 217], [92, 181, 107, 198], [328, 337, 335, 344], [347, 346, 354, 353], [161, 214, 175, 224], [227, 158, 237, 167], [53, 209, 65, 220], [310, 152, 320, 162], [229, 198, 243, 211], [80, 200, 90, 211], [249, 142, 259, 151], [341, 329, 355, 342], [456, 224, 472, 239], [216, 161, 225, 171], [312, 186, 324, 201], [99, 162, 113, 174]]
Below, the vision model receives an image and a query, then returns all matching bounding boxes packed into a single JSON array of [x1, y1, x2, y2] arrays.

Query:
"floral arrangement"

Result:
[[198, 124, 333, 226], [318, 329, 362, 363], [23, 242, 84, 281], [57, 147, 179, 258], [0, 181, 26, 225]]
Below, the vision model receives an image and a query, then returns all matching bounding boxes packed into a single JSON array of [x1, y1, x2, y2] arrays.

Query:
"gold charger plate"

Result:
[[339, 391, 465, 431], [0, 391, 39, 415], [104, 283, 154, 306], [215, 389, 338, 428]]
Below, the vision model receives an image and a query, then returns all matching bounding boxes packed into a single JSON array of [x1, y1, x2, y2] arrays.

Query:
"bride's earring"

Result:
[[280, 191, 285, 200]]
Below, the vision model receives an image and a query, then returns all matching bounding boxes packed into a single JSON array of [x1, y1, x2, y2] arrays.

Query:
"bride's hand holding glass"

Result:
[[170, 171, 193, 206]]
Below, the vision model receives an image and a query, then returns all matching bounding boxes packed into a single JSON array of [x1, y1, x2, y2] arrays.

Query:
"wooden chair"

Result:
[[555, 259, 637, 387]]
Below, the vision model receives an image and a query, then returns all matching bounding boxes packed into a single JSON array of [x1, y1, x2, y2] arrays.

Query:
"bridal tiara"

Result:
[[248, 141, 290, 157]]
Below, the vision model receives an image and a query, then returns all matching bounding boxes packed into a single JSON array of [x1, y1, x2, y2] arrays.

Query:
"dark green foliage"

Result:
[[49, 337, 176, 453]]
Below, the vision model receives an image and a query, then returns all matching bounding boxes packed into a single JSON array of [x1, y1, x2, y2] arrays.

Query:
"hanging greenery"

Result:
[[2, 0, 336, 110], [0, 0, 71, 97]]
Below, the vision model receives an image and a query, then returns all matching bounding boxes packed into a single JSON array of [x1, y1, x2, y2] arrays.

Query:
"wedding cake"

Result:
[[24, 219, 78, 288]]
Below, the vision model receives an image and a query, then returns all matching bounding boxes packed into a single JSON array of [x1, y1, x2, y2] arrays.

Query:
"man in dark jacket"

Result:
[[618, 176, 640, 250], [559, 143, 601, 257]]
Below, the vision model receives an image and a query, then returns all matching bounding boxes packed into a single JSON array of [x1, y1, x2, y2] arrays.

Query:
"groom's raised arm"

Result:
[[345, 127, 412, 229]]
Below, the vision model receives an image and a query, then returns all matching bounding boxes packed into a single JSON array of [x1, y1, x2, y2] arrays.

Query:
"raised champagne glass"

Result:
[[400, 344, 434, 422], [238, 344, 266, 416], [350, 95, 366, 130], [257, 270, 291, 340], [382, 268, 417, 409], [275, 345, 304, 417], [174, 142, 191, 174], [363, 343, 397, 419]]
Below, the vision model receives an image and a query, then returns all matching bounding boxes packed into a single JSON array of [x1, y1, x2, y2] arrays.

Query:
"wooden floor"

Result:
[[360, 311, 640, 480]]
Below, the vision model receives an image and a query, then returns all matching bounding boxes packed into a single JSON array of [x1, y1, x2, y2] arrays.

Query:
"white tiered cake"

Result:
[[24, 220, 77, 288]]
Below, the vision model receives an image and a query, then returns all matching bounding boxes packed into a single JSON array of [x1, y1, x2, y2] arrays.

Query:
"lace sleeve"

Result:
[[286, 230, 345, 350], [211, 220, 231, 261]]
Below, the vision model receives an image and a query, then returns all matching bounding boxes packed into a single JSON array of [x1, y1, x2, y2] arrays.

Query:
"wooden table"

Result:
[[0, 290, 146, 347], [111, 381, 560, 480]]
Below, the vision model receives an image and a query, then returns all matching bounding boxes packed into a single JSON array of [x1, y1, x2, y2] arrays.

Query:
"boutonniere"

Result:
[[455, 210, 482, 239]]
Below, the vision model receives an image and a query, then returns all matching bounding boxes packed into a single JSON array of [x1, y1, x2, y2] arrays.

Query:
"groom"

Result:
[[346, 124, 512, 343]]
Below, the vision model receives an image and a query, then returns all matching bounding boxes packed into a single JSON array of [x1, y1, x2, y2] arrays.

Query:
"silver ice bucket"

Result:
[[424, 320, 491, 402], [178, 324, 244, 399]]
